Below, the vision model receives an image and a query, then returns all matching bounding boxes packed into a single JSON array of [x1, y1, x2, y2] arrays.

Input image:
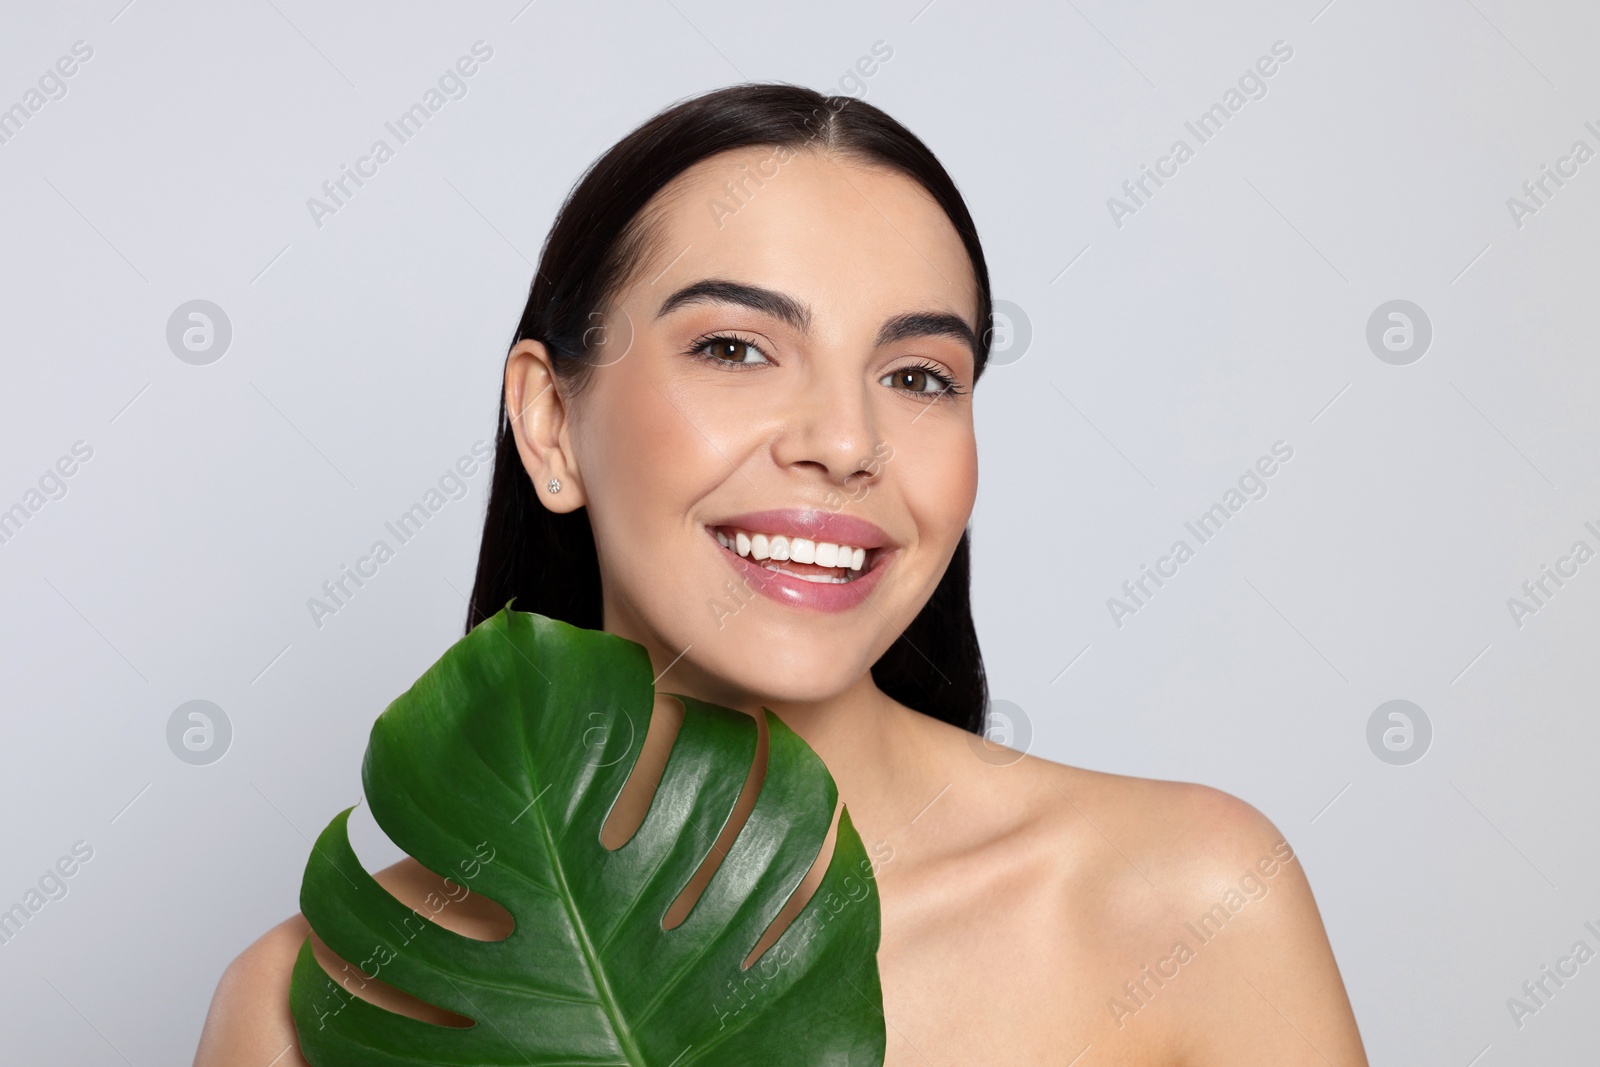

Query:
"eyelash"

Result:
[[685, 333, 966, 398]]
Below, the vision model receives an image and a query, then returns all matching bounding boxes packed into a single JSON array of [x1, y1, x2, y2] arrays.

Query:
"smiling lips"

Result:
[[706, 509, 895, 612]]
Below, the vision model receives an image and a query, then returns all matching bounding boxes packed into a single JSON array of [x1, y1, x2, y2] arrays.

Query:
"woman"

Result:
[[196, 83, 1368, 1065]]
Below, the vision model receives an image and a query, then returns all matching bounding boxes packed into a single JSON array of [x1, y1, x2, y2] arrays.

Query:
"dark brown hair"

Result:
[[466, 82, 991, 734]]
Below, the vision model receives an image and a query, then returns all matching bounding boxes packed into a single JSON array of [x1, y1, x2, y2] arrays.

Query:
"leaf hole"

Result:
[[741, 795, 843, 970], [352, 803, 516, 942], [601, 692, 686, 850], [308, 930, 476, 1028], [374, 857, 515, 942], [661, 703, 770, 931]]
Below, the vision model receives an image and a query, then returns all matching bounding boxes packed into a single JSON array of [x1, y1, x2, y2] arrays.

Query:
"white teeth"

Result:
[[713, 526, 872, 573], [763, 562, 850, 584]]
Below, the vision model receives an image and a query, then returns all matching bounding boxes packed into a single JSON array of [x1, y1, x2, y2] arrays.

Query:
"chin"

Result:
[[617, 565, 908, 705], [688, 638, 871, 709]]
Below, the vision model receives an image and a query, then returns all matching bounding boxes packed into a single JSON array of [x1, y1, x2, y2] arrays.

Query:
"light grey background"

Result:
[[2, 0, 1596, 1062]]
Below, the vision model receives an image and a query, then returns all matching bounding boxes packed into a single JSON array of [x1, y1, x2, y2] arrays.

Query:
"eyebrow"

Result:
[[655, 278, 979, 362]]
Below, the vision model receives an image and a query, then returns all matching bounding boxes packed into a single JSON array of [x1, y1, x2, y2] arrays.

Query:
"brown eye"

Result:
[[881, 362, 960, 396], [690, 334, 771, 366]]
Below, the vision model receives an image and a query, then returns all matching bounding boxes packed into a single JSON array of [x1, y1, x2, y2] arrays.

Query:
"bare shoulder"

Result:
[[913, 707, 1283, 879], [192, 856, 509, 1065], [893, 710, 1366, 1058], [192, 912, 313, 1067], [1022, 755, 1369, 1063], [1044, 760, 1292, 886]]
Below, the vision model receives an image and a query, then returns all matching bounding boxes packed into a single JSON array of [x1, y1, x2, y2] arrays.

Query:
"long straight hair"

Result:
[[466, 83, 991, 735]]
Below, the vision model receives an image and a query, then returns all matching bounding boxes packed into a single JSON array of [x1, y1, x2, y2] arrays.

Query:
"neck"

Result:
[[631, 634, 930, 850]]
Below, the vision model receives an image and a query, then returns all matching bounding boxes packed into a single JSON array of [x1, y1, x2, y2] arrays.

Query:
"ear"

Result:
[[504, 339, 584, 511]]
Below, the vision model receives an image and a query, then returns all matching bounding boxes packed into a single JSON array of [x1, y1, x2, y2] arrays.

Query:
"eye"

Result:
[[881, 360, 964, 398], [686, 333, 771, 367]]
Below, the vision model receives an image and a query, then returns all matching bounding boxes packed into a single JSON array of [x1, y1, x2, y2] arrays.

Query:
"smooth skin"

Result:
[[195, 148, 1368, 1065]]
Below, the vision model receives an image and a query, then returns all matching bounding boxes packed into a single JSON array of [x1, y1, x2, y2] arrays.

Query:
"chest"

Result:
[[867, 859, 1173, 1066]]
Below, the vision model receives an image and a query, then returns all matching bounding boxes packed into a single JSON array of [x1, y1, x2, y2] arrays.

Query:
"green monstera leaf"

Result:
[[288, 606, 886, 1066]]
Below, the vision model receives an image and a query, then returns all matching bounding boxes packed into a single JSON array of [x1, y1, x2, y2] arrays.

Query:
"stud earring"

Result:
[[547, 478, 561, 494]]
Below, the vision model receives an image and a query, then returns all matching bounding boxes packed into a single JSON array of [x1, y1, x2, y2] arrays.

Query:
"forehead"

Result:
[[624, 146, 979, 333]]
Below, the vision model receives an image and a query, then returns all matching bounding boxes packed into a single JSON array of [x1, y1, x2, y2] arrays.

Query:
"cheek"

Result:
[[576, 368, 738, 546], [898, 423, 978, 545]]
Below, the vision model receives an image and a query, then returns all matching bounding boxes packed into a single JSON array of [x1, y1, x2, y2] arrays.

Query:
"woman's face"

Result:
[[514, 146, 980, 711]]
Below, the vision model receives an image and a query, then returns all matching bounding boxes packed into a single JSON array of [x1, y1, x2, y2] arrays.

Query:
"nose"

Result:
[[768, 365, 884, 491]]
